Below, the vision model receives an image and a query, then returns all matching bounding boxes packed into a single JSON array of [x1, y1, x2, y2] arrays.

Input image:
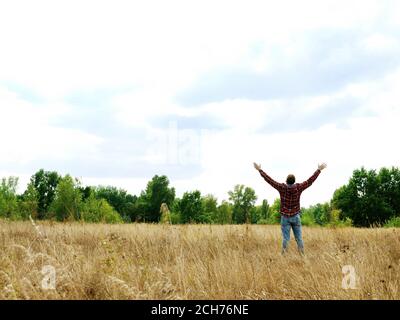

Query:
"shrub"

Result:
[[170, 212, 181, 224], [81, 193, 122, 224], [197, 212, 213, 224], [266, 199, 281, 224], [300, 212, 316, 226], [384, 216, 400, 228], [0, 177, 20, 220], [327, 217, 353, 228], [257, 218, 269, 225], [326, 209, 353, 228]]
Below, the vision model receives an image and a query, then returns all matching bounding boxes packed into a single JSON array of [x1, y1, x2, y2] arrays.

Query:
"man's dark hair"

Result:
[[286, 174, 296, 185]]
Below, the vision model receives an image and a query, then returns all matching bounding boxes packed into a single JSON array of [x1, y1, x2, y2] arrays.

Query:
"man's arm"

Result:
[[253, 163, 283, 191], [299, 163, 327, 191]]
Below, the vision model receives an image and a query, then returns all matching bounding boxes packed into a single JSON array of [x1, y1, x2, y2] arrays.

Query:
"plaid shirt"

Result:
[[258, 169, 321, 216]]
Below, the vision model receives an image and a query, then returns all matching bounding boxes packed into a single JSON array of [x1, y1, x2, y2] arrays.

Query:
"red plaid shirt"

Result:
[[258, 169, 321, 216]]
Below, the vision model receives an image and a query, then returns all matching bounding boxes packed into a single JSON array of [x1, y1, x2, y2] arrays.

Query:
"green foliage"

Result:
[[29, 169, 61, 219], [0, 166, 397, 227], [378, 167, 400, 214], [197, 212, 213, 224], [202, 194, 218, 215], [332, 167, 398, 227], [171, 198, 181, 214], [251, 200, 270, 224], [300, 203, 330, 226], [170, 212, 181, 224], [79, 186, 93, 201], [267, 198, 281, 224], [260, 199, 269, 220], [18, 183, 39, 220], [139, 175, 175, 222], [312, 203, 330, 225], [250, 206, 262, 224], [329, 217, 353, 228], [179, 190, 203, 223], [228, 185, 257, 224], [327, 209, 353, 227], [49, 175, 83, 221], [130, 196, 148, 222], [257, 218, 269, 225], [300, 210, 316, 226], [94, 186, 137, 222], [81, 192, 122, 223], [215, 201, 233, 224], [0, 177, 20, 220], [384, 216, 400, 228], [200, 194, 219, 224]]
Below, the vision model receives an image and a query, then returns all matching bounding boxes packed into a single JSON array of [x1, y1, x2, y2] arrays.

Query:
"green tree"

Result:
[[179, 190, 203, 223], [267, 198, 281, 224], [202, 194, 218, 223], [228, 185, 257, 224], [168, 198, 181, 224], [300, 207, 316, 226], [303, 202, 330, 226], [19, 183, 39, 220], [332, 167, 395, 227], [130, 196, 148, 222], [30, 170, 61, 219], [79, 186, 93, 201], [81, 192, 122, 223], [251, 200, 270, 224], [0, 177, 19, 219], [215, 201, 233, 224], [260, 199, 270, 220], [250, 206, 262, 224], [377, 167, 400, 216], [171, 197, 181, 214], [202, 194, 218, 215], [94, 186, 137, 222], [49, 175, 83, 221], [139, 175, 175, 222]]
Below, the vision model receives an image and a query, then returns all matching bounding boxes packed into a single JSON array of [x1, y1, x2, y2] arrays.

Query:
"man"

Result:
[[253, 162, 327, 255]]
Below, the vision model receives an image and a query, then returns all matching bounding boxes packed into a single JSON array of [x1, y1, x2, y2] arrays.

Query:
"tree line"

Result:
[[0, 167, 399, 227]]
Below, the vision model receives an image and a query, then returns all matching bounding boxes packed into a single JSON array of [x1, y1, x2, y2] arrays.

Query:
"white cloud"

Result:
[[0, 0, 399, 207], [170, 70, 400, 206], [0, 0, 393, 96], [0, 86, 103, 171], [112, 90, 194, 129]]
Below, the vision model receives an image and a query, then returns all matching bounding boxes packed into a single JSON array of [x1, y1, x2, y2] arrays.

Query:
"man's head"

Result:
[[286, 174, 296, 185]]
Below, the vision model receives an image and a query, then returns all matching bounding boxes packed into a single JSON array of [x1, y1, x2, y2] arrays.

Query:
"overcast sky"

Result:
[[1, 0, 399, 206]]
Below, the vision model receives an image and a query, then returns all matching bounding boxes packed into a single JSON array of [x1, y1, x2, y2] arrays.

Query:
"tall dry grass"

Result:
[[0, 220, 399, 300]]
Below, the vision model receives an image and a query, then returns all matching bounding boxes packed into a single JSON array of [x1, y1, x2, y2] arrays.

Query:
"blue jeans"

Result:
[[281, 213, 304, 254]]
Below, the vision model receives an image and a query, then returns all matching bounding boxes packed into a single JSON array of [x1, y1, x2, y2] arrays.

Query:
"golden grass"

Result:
[[0, 220, 399, 300]]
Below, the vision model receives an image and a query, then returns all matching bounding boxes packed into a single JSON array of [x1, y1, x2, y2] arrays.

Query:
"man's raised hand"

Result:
[[253, 162, 262, 171], [318, 163, 328, 171]]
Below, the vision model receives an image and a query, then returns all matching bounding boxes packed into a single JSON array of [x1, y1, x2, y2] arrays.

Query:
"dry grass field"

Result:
[[0, 219, 399, 300]]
